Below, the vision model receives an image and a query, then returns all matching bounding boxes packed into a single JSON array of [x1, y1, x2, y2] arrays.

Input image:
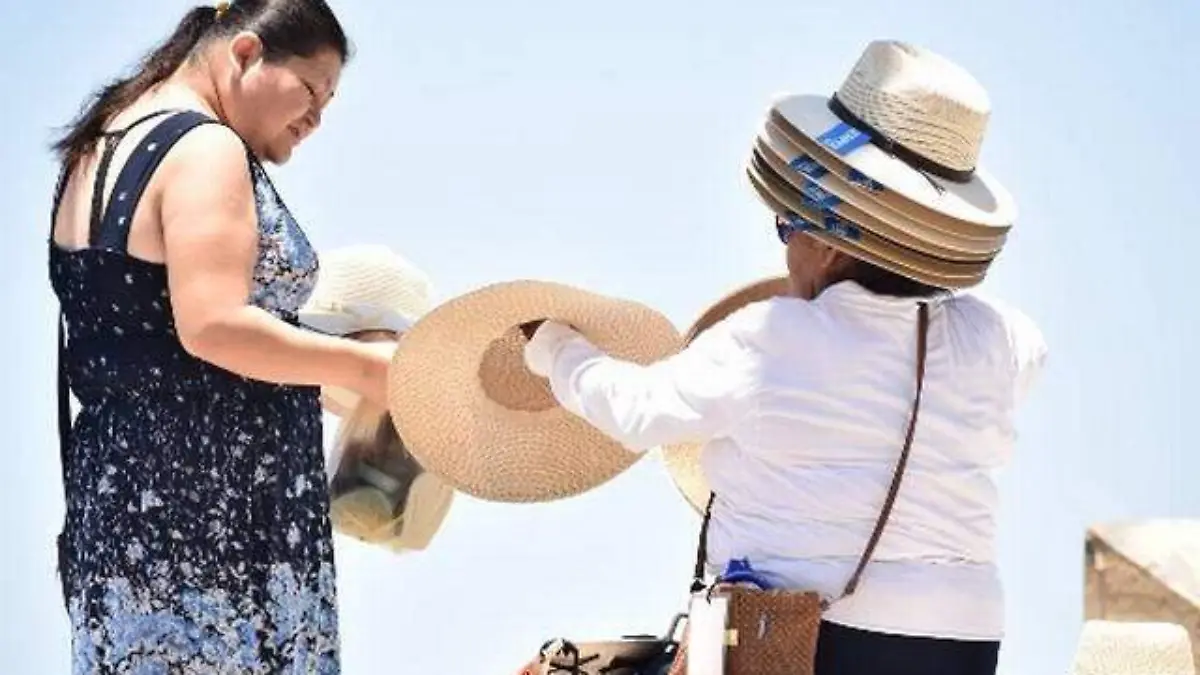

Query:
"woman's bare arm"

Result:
[[157, 123, 389, 402]]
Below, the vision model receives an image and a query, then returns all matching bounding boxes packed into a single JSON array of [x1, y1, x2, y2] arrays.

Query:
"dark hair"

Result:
[[839, 258, 949, 299], [52, 0, 350, 169]]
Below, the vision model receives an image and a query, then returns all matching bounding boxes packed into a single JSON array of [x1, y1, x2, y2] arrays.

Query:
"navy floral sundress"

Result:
[[48, 110, 340, 674]]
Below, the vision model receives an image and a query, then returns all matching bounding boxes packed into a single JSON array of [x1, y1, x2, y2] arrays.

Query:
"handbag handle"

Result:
[[690, 302, 931, 606]]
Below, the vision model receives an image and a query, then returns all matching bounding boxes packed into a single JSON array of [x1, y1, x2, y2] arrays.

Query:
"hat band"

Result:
[[299, 303, 416, 336], [827, 94, 975, 184]]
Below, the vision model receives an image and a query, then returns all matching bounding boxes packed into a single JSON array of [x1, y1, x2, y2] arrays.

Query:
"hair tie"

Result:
[[214, 1, 231, 20]]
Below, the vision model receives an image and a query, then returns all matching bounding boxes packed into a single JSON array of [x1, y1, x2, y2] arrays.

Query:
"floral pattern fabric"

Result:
[[48, 111, 338, 674]]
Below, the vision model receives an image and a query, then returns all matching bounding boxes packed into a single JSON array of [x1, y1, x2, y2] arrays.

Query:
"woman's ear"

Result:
[[227, 31, 265, 75]]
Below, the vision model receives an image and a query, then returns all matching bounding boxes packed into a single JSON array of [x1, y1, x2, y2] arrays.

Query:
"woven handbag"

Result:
[[669, 303, 930, 675]]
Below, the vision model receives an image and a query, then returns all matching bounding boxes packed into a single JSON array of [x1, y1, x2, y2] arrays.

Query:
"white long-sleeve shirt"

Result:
[[532, 281, 1047, 641]]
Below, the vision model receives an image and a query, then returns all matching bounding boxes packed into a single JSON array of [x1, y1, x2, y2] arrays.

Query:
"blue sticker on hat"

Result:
[[786, 208, 862, 242], [847, 168, 885, 192], [789, 154, 828, 179], [798, 181, 842, 210], [821, 214, 862, 241], [791, 151, 882, 196], [816, 123, 871, 156], [781, 216, 816, 236]]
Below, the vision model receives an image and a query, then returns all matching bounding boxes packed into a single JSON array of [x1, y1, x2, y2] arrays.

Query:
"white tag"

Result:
[[686, 592, 729, 675]]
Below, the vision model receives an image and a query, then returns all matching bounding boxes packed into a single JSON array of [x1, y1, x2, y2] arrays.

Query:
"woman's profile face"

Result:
[[218, 33, 343, 164]]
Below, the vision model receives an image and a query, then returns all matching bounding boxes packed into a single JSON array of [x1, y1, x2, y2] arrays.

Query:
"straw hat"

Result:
[[298, 245, 434, 416], [661, 277, 792, 514], [747, 40, 1016, 289], [1069, 621, 1195, 675], [385, 280, 682, 503], [328, 396, 455, 552]]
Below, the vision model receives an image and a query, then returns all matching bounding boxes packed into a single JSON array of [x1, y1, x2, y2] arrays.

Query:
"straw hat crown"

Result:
[[835, 40, 991, 174], [299, 245, 434, 417], [301, 244, 433, 335], [385, 280, 682, 503], [753, 38, 1015, 286]]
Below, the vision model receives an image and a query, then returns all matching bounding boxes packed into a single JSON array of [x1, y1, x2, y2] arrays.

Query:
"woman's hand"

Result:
[[349, 340, 398, 411], [523, 321, 584, 378]]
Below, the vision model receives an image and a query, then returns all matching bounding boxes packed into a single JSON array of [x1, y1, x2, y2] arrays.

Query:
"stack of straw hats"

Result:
[[745, 39, 1014, 289], [664, 39, 1020, 510]]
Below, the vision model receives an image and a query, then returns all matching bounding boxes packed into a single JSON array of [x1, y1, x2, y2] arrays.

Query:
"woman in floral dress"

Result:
[[47, 2, 392, 672]]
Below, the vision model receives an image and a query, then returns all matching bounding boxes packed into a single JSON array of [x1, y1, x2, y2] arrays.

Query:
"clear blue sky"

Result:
[[3, 0, 1198, 672]]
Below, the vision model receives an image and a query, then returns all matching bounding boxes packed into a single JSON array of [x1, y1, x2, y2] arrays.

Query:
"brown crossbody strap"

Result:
[[690, 302, 931, 603]]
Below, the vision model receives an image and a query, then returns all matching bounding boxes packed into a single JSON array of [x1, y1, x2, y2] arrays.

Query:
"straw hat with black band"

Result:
[[384, 280, 681, 503], [664, 39, 1019, 512], [744, 39, 1016, 290]]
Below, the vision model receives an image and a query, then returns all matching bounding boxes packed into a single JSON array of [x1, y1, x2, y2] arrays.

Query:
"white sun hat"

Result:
[[299, 244, 434, 416]]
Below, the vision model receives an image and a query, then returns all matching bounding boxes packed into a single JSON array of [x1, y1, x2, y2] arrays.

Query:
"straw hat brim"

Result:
[[329, 475, 456, 552], [751, 147, 996, 272], [386, 280, 683, 503], [747, 156, 991, 289], [770, 94, 1016, 233], [298, 306, 415, 337], [330, 487, 396, 542], [756, 121, 1004, 258], [385, 472, 456, 551], [661, 276, 792, 514], [1070, 621, 1196, 675]]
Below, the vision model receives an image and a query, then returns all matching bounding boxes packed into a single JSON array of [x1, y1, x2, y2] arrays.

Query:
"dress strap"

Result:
[[93, 110, 219, 253], [87, 137, 123, 247], [56, 110, 218, 497]]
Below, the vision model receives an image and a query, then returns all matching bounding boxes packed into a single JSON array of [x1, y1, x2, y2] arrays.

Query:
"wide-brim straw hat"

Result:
[[327, 397, 456, 552], [661, 276, 792, 514], [747, 40, 1017, 289], [385, 280, 682, 503], [298, 245, 434, 416], [1069, 621, 1196, 675]]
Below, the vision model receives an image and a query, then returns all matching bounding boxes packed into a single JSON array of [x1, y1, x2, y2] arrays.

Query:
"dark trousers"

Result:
[[815, 621, 1000, 675]]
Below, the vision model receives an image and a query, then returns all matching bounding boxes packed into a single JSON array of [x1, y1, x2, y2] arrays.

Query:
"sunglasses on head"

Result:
[[775, 215, 809, 244], [775, 212, 863, 245]]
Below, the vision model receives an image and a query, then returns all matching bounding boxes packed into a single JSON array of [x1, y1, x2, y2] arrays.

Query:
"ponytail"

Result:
[[52, 6, 219, 170]]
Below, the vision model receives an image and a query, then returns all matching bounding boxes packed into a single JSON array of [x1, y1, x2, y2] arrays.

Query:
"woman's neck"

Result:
[[159, 61, 226, 122]]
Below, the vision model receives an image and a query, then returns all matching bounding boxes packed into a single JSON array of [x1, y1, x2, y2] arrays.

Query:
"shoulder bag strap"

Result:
[[690, 301, 931, 604]]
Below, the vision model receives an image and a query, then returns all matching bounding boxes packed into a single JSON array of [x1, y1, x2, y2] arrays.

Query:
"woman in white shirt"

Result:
[[523, 40, 1046, 675]]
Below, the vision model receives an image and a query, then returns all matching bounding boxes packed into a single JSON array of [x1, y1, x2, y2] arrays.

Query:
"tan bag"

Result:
[[670, 303, 930, 675], [512, 614, 686, 674]]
